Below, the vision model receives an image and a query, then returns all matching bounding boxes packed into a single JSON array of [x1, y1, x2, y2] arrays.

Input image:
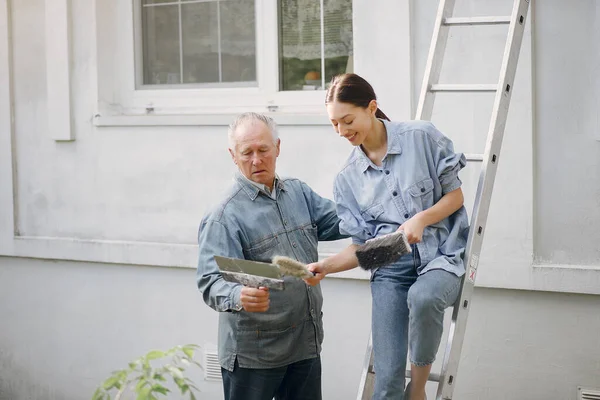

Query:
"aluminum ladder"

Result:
[[357, 0, 530, 399]]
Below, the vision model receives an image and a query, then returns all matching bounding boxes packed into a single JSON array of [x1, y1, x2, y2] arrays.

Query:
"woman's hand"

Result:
[[304, 261, 327, 286], [398, 214, 427, 244]]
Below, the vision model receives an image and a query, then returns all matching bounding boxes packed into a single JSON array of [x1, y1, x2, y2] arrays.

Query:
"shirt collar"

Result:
[[235, 171, 283, 200], [384, 119, 403, 155], [356, 119, 402, 173]]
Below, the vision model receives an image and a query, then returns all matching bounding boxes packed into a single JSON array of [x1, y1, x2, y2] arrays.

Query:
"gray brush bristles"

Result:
[[355, 231, 412, 270], [272, 256, 314, 279]]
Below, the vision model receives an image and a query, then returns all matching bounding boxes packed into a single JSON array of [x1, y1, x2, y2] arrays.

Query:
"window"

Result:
[[279, 0, 354, 91], [138, 0, 353, 93], [140, 0, 257, 87]]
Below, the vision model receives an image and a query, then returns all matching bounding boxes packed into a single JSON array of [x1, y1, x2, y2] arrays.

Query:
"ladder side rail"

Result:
[[415, 0, 457, 121], [436, 1, 530, 399]]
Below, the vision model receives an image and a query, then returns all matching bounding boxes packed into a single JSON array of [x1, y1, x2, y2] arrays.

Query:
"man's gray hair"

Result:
[[228, 112, 279, 149]]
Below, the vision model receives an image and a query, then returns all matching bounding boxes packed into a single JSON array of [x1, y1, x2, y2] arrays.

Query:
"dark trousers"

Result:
[[221, 357, 322, 400]]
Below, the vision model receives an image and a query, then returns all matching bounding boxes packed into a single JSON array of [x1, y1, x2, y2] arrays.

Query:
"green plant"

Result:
[[92, 344, 202, 400]]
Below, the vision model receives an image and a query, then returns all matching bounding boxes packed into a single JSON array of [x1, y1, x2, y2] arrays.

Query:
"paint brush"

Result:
[[272, 256, 315, 279], [355, 230, 412, 270]]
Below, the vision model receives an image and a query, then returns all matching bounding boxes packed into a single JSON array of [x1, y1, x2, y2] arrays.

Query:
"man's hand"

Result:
[[240, 287, 270, 312], [398, 214, 427, 244], [304, 261, 327, 286]]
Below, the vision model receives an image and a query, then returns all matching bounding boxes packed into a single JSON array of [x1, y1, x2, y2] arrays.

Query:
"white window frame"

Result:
[[94, 0, 350, 125], [135, 0, 260, 90]]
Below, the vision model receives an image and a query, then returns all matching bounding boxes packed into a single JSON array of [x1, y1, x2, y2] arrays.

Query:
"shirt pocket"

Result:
[[245, 235, 280, 262], [360, 202, 385, 222], [256, 324, 298, 365], [407, 178, 435, 213]]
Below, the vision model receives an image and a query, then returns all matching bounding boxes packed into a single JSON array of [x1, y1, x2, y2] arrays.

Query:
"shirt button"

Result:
[[385, 170, 390, 175], [292, 242, 297, 248], [283, 220, 287, 225], [420, 188, 426, 193], [404, 213, 409, 218], [392, 191, 398, 196]]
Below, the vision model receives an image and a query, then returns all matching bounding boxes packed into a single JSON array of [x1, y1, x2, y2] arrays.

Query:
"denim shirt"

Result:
[[197, 172, 346, 371], [333, 120, 469, 277]]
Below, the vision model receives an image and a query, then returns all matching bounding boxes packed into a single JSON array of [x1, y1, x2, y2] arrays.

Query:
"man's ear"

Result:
[[275, 139, 281, 157], [228, 148, 237, 165]]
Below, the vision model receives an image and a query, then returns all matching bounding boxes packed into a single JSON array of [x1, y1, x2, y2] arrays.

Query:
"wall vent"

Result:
[[203, 346, 222, 381], [579, 386, 600, 400]]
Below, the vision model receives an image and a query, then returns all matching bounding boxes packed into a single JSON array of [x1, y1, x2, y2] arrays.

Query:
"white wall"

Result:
[[1, 257, 599, 400], [533, 1, 600, 266], [1, 0, 600, 399], [2, 0, 598, 290], [0, 257, 372, 400]]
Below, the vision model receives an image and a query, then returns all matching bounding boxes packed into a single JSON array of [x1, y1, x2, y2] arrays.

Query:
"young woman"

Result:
[[307, 73, 469, 400]]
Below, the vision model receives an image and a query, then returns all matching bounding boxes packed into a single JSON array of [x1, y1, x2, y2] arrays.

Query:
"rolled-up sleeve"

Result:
[[432, 135, 466, 195], [196, 219, 243, 312], [333, 179, 370, 245]]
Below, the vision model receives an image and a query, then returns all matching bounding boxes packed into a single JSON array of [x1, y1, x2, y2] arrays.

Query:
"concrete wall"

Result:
[[1, 257, 599, 400], [1, 0, 599, 399], [533, 1, 600, 266]]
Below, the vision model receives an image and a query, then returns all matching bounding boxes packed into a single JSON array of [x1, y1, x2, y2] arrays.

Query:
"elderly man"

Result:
[[196, 112, 346, 400]]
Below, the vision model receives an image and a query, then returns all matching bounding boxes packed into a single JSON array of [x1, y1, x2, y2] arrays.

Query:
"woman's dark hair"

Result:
[[325, 73, 390, 121]]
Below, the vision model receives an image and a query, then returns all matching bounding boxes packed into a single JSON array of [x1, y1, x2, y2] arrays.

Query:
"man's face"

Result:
[[229, 121, 280, 188]]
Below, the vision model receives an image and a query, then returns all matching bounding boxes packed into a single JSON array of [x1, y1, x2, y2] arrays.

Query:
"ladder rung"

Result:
[[370, 367, 442, 383], [443, 16, 511, 26], [404, 370, 441, 383], [430, 84, 497, 92], [465, 153, 484, 162]]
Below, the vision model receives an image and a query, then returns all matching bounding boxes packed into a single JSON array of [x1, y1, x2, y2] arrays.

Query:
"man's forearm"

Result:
[[198, 272, 242, 312]]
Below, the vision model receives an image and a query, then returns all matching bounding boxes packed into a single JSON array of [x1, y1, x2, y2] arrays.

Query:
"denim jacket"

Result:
[[196, 172, 346, 371], [333, 120, 469, 277]]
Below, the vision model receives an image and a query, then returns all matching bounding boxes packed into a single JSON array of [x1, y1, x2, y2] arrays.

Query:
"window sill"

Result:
[[531, 263, 600, 295], [92, 113, 331, 127]]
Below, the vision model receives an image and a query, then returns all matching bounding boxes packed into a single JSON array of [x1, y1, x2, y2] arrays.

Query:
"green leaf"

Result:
[[165, 347, 177, 356], [182, 346, 194, 359], [173, 377, 185, 389], [102, 375, 122, 391], [146, 350, 165, 361], [136, 386, 152, 400], [166, 365, 184, 380], [189, 391, 197, 400], [91, 388, 106, 400], [152, 373, 166, 382], [135, 378, 149, 392], [151, 384, 170, 395]]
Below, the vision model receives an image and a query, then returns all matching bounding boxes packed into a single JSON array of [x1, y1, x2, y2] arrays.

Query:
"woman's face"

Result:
[[326, 100, 378, 146]]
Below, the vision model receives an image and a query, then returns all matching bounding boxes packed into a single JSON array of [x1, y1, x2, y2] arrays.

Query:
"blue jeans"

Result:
[[370, 249, 461, 400], [221, 356, 322, 400]]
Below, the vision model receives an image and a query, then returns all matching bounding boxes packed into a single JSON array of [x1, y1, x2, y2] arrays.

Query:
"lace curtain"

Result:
[[280, 0, 353, 60]]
